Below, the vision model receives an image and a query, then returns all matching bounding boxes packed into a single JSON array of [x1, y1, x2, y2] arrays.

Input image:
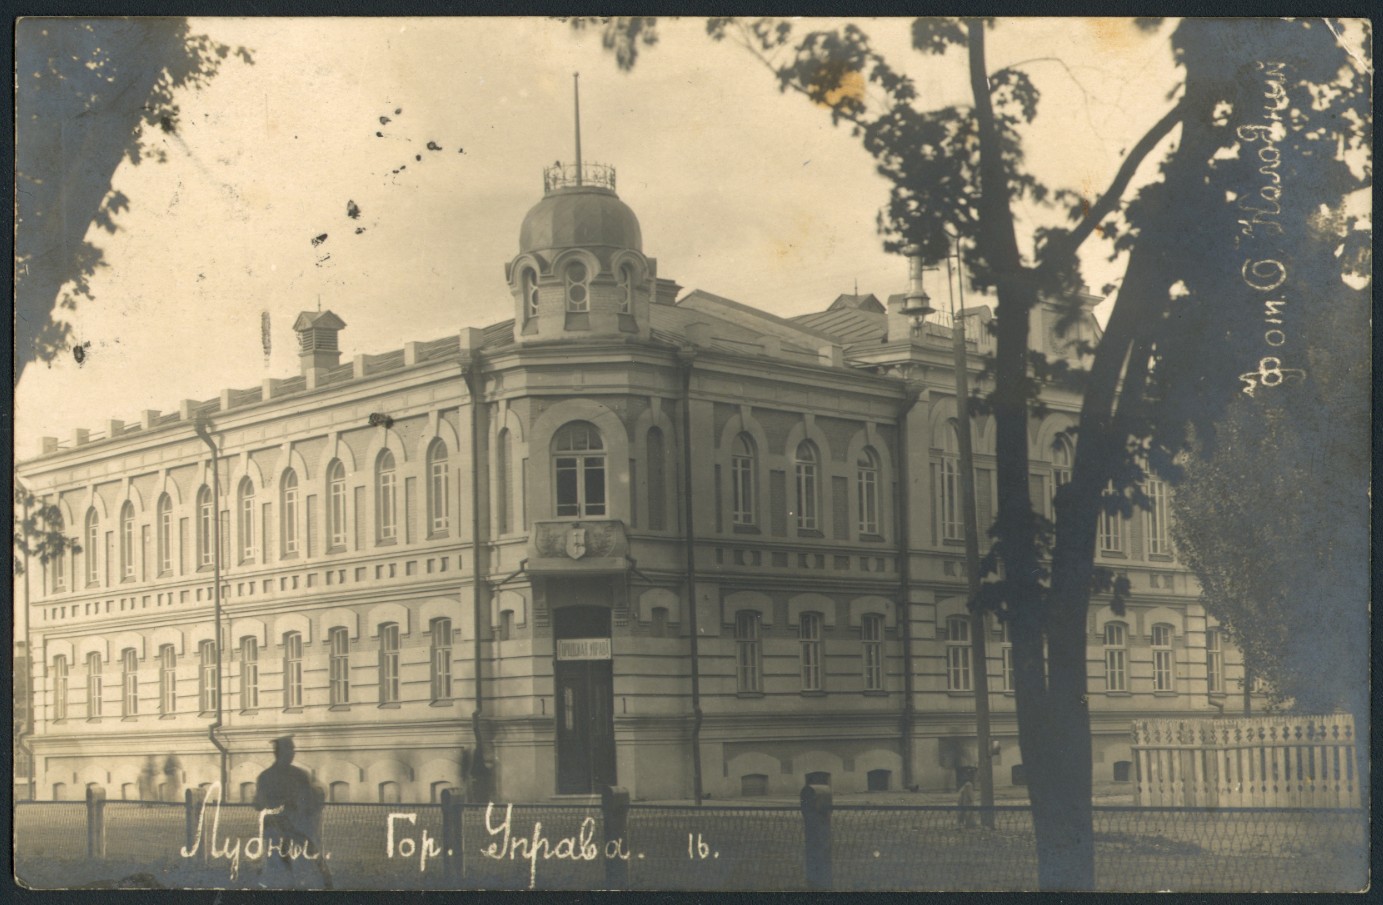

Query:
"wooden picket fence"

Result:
[[1131, 714, 1360, 808]]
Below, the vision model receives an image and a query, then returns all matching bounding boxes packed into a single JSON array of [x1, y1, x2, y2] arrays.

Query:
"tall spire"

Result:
[[573, 72, 583, 185]]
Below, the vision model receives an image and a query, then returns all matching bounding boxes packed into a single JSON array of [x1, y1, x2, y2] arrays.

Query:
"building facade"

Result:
[[17, 159, 1256, 805]]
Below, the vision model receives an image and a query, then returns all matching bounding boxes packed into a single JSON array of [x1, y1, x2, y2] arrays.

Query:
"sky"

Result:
[[14, 17, 1192, 458]]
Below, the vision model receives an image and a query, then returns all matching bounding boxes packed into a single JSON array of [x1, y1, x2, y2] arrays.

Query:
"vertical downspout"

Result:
[[464, 355, 490, 790], [20, 496, 35, 799], [193, 416, 229, 794], [896, 387, 921, 790], [677, 349, 704, 805]]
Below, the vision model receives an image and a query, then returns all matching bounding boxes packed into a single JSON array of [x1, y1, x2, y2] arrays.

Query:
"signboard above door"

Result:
[[556, 637, 612, 661]]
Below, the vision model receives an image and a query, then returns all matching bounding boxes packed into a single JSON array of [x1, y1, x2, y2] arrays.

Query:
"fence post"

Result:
[[86, 786, 106, 859], [441, 787, 466, 885], [800, 783, 832, 890], [602, 785, 630, 889]]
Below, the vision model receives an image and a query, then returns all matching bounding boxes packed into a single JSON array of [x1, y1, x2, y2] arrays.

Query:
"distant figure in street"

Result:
[[253, 737, 332, 889], [956, 770, 979, 828]]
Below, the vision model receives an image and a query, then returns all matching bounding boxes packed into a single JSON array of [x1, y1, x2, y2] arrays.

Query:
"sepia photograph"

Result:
[[12, 15, 1372, 893]]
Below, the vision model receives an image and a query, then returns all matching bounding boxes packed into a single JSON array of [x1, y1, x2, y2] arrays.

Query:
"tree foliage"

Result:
[[12, 481, 78, 577]]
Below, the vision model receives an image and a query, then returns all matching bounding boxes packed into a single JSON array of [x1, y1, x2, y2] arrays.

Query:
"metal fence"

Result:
[[13, 792, 1368, 892]]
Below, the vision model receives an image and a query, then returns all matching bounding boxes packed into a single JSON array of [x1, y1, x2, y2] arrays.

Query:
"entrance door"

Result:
[[554, 606, 616, 794]]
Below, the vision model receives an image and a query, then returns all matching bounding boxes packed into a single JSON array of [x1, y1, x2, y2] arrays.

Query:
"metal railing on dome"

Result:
[[543, 162, 617, 193]]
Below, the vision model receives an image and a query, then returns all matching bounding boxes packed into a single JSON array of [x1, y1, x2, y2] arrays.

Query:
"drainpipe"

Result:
[[677, 348, 704, 805], [19, 494, 35, 800], [193, 415, 230, 794], [895, 386, 922, 790], [462, 354, 491, 791]]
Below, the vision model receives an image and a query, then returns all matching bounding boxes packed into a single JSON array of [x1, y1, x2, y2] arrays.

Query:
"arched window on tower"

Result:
[[522, 268, 539, 323], [618, 263, 635, 314], [428, 439, 450, 536], [564, 261, 590, 313], [554, 422, 605, 517]]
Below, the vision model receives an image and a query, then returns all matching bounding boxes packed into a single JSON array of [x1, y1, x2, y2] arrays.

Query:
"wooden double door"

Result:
[[553, 606, 616, 794]]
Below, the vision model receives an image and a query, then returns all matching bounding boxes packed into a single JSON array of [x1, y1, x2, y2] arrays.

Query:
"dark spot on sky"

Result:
[[415, 154, 422, 162], [458, 147, 465, 154], [376, 132, 383, 138], [399, 165, 406, 171], [72, 341, 91, 365], [368, 412, 395, 429], [347, 200, 361, 220], [394, 107, 402, 115], [311, 233, 328, 246], [427, 141, 442, 151], [355, 227, 366, 235], [379, 115, 391, 125]]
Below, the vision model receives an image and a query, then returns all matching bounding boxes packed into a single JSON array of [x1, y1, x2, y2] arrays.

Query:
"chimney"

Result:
[[73, 428, 90, 446], [403, 341, 422, 366], [41, 437, 58, 455], [105, 419, 125, 438], [140, 410, 161, 430], [292, 310, 347, 380]]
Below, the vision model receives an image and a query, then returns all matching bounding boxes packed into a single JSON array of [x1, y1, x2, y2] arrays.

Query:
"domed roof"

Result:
[[519, 185, 642, 255]]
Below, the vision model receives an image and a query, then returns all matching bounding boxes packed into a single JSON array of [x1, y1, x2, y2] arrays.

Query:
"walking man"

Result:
[[253, 736, 332, 888]]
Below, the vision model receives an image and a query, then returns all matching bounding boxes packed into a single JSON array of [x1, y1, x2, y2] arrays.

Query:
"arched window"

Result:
[[329, 781, 351, 803], [940, 421, 963, 541], [282, 632, 303, 709], [794, 441, 820, 531], [86, 651, 103, 718], [121, 648, 138, 717], [554, 422, 605, 517], [329, 627, 350, 706], [379, 781, 402, 804], [857, 447, 881, 536], [379, 623, 400, 704], [1104, 622, 1127, 692], [1145, 478, 1170, 556], [430, 617, 453, 702], [1206, 628, 1224, 694], [735, 611, 762, 694], [1099, 483, 1124, 554], [281, 470, 299, 556], [158, 645, 177, 715], [237, 478, 256, 564], [120, 502, 136, 581], [51, 509, 67, 589], [945, 616, 972, 691], [799, 612, 823, 691], [198, 639, 219, 714], [327, 460, 347, 550], [1052, 435, 1073, 490], [85, 508, 100, 586], [427, 440, 450, 536], [196, 486, 214, 568], [1152, 623, 1175, 691], [496, 429, 513, 534], [376, 450, 397, 543], [862, 613, 884, 692], [52, 655, 69, 721], [240, 637, 258, 711], [157, 494, 173, 575], [618, 263, 635, 314], [731, 433, 756, 527], [521, 268, 539, 322], [647, 428, 666, 530], [564, 260, 590, 312]]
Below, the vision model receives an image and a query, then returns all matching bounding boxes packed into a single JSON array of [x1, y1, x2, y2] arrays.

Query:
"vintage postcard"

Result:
[[12, 16, 1371, 892]]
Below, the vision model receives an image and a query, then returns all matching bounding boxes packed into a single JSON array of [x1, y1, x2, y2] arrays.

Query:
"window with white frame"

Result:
[[1152, 623, 1174, 691], [1099, 484, 1124, 554], [564, 260, 590, 312], [428, 440, 450, 536], [940, 421, 963, 541], [238, 478, 256, 564], [197, 486, 214, 568], [326, 459, 348, 549], [799, 612, 823, 692], [281, 470, 299, 556], [379, 623, 400, 704], [857, 447, 881, 535], [120, 502, 136, 580], [735, 611, 762, 693], [521, 268, 539, 322], [430, 618, 453, 702], [794, 441, 820, 531], [157, 494, 173, 574], [1145, 478, 1170, 556], [862, 613, 884, 691], [121, 648, 138, 717], [53, 655, 69, 721], [376, 450, 398, 543], [1206, 627, 1224, 693], [198, 639, 219, 714], [159, 644, 178, 715], [85, 508, 100, 585], [1000, 622, 1015, 692], [1052, 436, 1073, 492], [731, 433, 757, 527], [618, 263, 635, 314], [240, 637, 258, 710], [945, 615, 972, 691], [1104, 622, 1128, 692], [86, 651, 102, 718], [329, 627, 350, 705], [497, 429, 514, 534], [554, 422, 606, 517], [282, 632, 303, 709]]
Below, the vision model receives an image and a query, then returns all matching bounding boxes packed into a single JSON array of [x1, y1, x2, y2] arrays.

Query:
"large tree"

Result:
[[583, 16, 1369, 888]]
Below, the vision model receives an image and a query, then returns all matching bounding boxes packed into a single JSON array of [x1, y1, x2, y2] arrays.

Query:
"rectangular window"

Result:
[[377, 470, 398, 542], [239, 493, 255, 563], [53, 656, 69, 721], [159, 645, 178, 715], [379, 623, 400, 704], [431, 618, 453, 702], [329, 480, 347, 549], [940, 458, 963, 541], [53, 551, 67, 592], [283, 632, 303, 709], [240, 638, 259, 710], [1145, 479, 1170, 556], [1206, 628, 1224, 693], [282, 484, 299, 556], [946, 617, 972, 691], [329, 627, 350, 705], [1152, 624, 1174, 691], [1104, 622, 1127, 692], [732, 452, 755, 526], [121, 649, 138, 717], [87, 652, 103, 718], [1001, 644, 1015, 692], [862, 614, 883, 691], [429, 454, 450, 536], [198, 640, 219, 714], [799, 613, 823, 692], [795, 462, 818, 530], [735, 611, 762, 694], [1099, 484, 1123, 553]]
